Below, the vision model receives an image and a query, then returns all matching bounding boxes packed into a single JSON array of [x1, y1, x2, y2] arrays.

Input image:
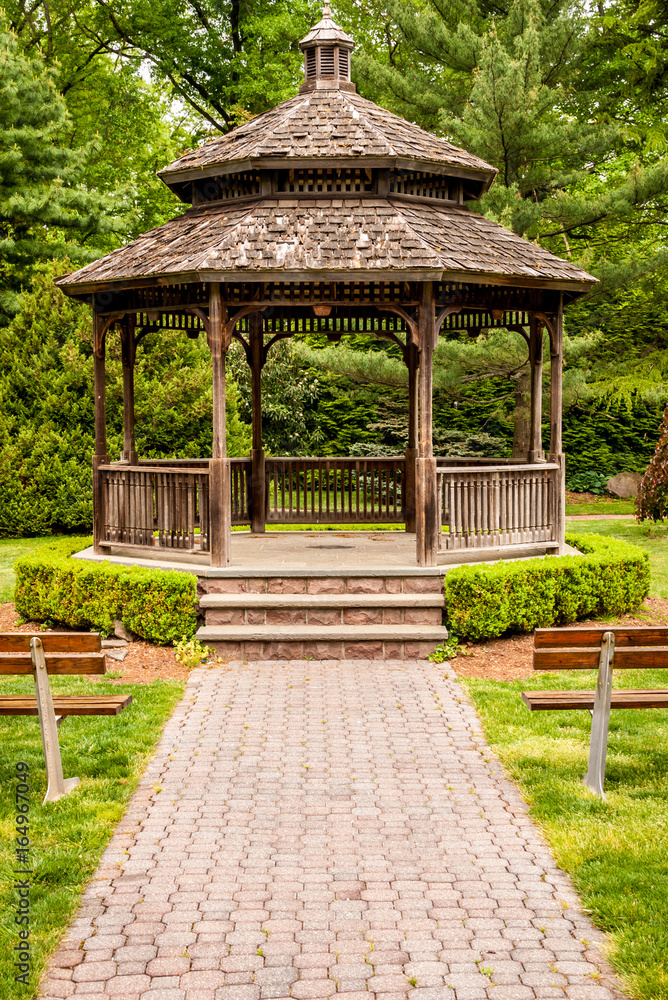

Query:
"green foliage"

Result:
[[0, 675, 183, 1000], [174, 637, 213, 669], [427, 635, 465, 662], [0, 264, 250, 537], [636, 400, 668, 522], [565, 471, 610, 494], [444, 532, 650, 641], [0, 16, 113, 319], [14, 539, 198, 644], [563, 396, 662, 478]]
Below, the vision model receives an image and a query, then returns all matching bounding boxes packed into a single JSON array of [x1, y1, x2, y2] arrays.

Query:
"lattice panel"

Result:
[[278, 168, 374, 193], [389, 170, 460, 202], [94, 283, 208, 315], [134, 311, 205, 332], [225, 281, 419, 305], [233, 308, 409, 336]]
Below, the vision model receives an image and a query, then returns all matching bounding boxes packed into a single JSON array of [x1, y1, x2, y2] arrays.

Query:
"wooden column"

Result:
[[527, 315, 544, 463], [208, 283, 231, 566], [415, 282, 438, 567], [119, 316, 138, 464], [549, 295, 566, 553], [92, 311, 108, 555], [404, 342, 419, 532], [249, 313, 266, 534]]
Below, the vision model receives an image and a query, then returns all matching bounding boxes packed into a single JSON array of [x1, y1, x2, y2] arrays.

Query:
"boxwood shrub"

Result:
[[14, 538, 198, 644], [444, 532, 650, 642]]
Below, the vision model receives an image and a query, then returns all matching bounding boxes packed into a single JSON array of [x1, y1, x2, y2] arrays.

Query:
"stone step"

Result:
[[197, 623, 448, 662], [200, 593, 444, 608], [201, 591, 444, 626]]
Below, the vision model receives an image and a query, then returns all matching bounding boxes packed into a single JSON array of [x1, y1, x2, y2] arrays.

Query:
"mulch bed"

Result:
[[0, 602, 191, 684], [3, 597, 668, 685]]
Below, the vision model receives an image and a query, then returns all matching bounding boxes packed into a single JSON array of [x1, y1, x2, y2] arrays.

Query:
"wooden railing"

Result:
[[99, 459, 252, 551], [265, 457, 405, 523], [437, 462, 559, 551]]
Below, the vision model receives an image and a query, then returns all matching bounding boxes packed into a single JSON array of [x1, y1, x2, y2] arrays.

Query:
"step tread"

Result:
[[198, 624, 448, 641], [200, 593, 445, 609]]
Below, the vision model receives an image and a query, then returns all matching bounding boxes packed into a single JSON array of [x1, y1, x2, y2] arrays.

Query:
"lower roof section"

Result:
[[57, 196, 596, 295]]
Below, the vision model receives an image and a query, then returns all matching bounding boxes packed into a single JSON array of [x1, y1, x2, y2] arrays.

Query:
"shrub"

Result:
[[14, 539, 198, 644], [444, 532, 650, 641], [565, 471, 610, 494]]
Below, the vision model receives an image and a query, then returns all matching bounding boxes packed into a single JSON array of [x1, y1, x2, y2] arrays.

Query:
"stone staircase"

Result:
[[197, 572, 448, 660]]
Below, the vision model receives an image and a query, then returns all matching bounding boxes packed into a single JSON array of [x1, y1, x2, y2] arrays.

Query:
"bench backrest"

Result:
[[0, 632, 105, 676], [534, 627, 668, 671]]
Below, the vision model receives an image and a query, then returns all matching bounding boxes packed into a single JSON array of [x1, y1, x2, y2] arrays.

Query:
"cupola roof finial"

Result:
[[299, 4, 354, 51]]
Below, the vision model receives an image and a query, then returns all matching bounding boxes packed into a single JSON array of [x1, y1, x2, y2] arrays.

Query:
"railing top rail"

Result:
[[100, 464, 210, 475], [437, 462, 560, 474], [266, 455, 405, 463]]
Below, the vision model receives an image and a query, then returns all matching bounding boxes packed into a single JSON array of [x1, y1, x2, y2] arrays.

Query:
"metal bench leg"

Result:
[[583, 631, 615, 799], [31, 638, 80, 804]]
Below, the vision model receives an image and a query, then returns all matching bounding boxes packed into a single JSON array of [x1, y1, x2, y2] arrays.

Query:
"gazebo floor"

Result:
[[74, 529, 563, 578]]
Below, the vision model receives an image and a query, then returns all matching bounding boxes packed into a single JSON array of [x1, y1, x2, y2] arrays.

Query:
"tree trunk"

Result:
[[512, 369, 531, 459]]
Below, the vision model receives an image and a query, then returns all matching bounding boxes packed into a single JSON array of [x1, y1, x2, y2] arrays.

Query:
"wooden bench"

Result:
[[522, 627, 668, 798], [0, 633, 132, 804]]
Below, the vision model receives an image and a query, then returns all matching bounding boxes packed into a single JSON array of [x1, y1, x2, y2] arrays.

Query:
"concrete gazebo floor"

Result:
[[74, 530, 574, 578], [38, 658, 626, 1000]]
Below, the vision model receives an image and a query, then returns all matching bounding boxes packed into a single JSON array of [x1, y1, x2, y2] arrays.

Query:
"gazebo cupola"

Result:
[[299, 2, 355, 92], [54, 4, 598, 571]]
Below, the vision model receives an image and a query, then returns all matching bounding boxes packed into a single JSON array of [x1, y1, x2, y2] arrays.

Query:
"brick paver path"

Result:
[[41, 661, 625, 1000]]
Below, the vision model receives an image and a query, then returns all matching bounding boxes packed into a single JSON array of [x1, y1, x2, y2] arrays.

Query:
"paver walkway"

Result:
[[41, 661, 625, 1000]]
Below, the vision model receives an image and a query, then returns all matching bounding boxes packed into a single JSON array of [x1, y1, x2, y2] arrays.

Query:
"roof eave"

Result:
[[56, 267, 597, 300], [157, 156, 498, 189]]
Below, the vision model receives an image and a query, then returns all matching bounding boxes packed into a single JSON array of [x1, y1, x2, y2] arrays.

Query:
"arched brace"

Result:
[[375, 304, 418, 346], [434, 305, 462, 338]]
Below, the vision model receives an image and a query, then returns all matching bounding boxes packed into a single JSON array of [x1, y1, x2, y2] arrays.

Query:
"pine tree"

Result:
[[0, 17, 112, 319]]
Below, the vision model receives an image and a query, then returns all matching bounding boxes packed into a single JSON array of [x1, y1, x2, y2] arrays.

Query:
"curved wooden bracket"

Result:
[[375, 304, 418, 345], [434, 305, 462, 337]]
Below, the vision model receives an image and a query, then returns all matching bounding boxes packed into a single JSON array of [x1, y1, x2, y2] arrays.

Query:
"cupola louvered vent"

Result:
[[338, 48, 349, 77], [320, 47, 335, 76], [306, 48, 316, 78]]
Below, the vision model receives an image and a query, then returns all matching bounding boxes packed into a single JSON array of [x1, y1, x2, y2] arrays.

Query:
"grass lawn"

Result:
[[565, 499, 635, 515], [464, 671, 668, 1000], [569, 518, 668, 598], [0, 536, 91, 604], [0, 672, 184, 999]]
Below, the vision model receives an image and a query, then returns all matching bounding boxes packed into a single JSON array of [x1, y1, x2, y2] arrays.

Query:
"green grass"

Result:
[[464, 671, 668, 1000], [565, 499, 635, 515], [0, 536, 90, 605], [568, 518, 668, 598], [0, 673, 184, 999]]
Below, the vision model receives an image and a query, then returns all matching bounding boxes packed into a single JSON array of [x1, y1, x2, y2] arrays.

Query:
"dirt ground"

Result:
[[3, 597, 668, 685]]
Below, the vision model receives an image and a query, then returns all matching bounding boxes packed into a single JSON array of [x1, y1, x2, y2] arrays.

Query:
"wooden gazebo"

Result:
[[57, 5, 597, 569]]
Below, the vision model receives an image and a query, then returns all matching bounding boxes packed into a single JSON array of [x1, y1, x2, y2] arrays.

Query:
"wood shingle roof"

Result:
[[56, 197, 595, 291], [158, 89, 497, 187]]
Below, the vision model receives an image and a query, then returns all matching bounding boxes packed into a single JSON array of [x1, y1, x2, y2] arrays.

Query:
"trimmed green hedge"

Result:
[[14, 538, 198, 644], [444, 532, 650, 641]]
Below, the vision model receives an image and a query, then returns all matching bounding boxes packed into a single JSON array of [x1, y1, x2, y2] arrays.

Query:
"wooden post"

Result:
[[120, 315, 138, 464], [92, 311, 108, 555], [528, 315, 544, 463], [208, 283, 231, 566], [404, 342, 418, 533], [549, 295, 566, 553], [249, 313, 266, 534], [416, 282, 438, 567]]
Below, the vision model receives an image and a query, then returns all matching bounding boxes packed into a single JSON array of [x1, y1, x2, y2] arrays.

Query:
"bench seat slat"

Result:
[[0, 695, 132, 716], [0, 633, 101, 653], [522, 689, 668, 711], [0, 653, 107, 675], [535, 627, 668, 648], [533, 648, 668, 671]]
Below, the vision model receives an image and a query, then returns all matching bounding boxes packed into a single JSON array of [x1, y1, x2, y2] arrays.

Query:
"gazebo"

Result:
[[57, 6, 597, 569]]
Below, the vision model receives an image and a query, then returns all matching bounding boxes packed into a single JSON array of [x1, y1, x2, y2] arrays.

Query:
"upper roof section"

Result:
[[158, 88, 498, 200], [299, 3, 354, 51]]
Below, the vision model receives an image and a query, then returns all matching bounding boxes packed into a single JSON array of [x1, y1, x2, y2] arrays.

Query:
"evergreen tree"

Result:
[[0, 16, 113, 319]]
